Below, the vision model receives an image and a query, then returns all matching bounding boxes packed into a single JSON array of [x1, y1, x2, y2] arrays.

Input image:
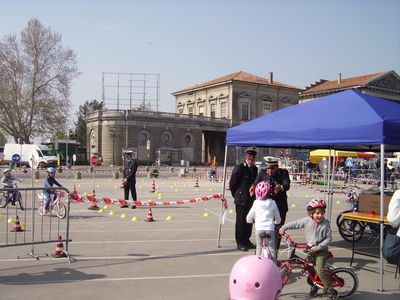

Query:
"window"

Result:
[[188, 107, 194, 116], [221, 102, 227, 118], [263, 102, 272, 115], [210, 104, 216, 118], [241, 103, 249, 120], [162, 133, 171, 146], [139, 132, 148, 145], [199, 106, 204, 116], [178, 108, 183, 114], [184, 134, 192, 146]]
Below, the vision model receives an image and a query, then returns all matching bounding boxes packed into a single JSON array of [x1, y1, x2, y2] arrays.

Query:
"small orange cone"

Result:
[[145, 208, 155, 222], [88, 189, 101, 210], [11, 216, 24, 232], [194, 177, 199, 188], [52, 235, 67, 258], [150, 180, 156, 193]]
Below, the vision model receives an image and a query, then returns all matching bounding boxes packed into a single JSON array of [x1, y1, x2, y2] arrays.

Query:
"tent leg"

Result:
[[379, 144, 384, 291], [217, 145, 229, 248]]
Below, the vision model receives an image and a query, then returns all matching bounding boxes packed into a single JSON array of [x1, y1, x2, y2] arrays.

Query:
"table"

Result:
[[340, 212, 389, 266]]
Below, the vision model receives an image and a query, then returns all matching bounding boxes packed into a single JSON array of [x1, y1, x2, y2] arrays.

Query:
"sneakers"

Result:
[[309, 285, 318, 297], [326, 289, 338, 300]]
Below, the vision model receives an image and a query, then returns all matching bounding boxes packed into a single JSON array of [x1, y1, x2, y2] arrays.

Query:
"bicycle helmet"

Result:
[[3, 168, 12, 173], [306, 198, 327, 211], [255, 181, 271, 200], [47, 167, 57, 174], [229, 255, 281, 300]]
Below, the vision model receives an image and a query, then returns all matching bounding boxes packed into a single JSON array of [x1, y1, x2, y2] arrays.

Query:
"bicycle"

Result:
[[258, 232, 276, 261], [278, 234, 359, 298], [37, 190, 67, 219], [0, 183, 24, 210]]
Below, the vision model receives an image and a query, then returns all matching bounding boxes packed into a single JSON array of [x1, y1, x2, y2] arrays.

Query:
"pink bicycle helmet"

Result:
[[306, 198, 327, 211], [229, 255, 281, 300], [255, 181, 271, 200]]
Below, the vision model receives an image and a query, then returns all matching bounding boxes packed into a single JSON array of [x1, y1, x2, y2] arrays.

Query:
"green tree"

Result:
[[74, 99, 104, 146], [0, 18, 78, 143]]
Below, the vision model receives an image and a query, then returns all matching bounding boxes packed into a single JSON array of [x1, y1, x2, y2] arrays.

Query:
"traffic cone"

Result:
[[194, 177, 199, 187], [150, 180, 156, 193], [11, 216, 24, 232], [88, 190, 100, 210], [52, 235, 67, 258], [145, 208, 155, 222]]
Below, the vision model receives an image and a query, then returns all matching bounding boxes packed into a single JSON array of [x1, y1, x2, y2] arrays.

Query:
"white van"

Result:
[[3, 143, 58, 168]]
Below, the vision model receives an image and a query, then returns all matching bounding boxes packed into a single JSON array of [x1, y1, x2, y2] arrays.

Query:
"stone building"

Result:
[[300, 70, 400, 102], [86, 71, 302, 166]]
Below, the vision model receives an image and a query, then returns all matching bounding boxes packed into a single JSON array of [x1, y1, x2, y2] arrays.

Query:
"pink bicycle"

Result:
[[37, 191, 67, 219]]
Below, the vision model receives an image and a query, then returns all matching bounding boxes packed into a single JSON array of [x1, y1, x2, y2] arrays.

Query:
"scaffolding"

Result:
[[102, 72, 160, 111]]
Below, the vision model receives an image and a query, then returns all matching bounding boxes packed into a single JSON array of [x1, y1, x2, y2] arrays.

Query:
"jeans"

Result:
[[44, 191, 56, 210]]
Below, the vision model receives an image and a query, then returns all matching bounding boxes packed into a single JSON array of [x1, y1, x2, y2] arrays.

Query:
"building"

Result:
[[86, 71, 302, 166], [300, 70, 400, 102]]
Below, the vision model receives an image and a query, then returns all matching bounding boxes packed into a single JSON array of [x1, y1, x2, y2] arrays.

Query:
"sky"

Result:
[[1, 0, 399, 122]]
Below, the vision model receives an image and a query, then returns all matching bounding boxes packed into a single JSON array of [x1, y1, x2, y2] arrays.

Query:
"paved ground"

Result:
[[0, 166, 399, 299]]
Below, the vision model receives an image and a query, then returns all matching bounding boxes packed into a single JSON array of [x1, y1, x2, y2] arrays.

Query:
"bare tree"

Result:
[[0, 18, 78, 143]]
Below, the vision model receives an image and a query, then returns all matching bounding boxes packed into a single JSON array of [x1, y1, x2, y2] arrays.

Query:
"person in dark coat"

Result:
[[250, 156, 290, 251], [122, 152, 138, 209], [229, 147, 258, 251]]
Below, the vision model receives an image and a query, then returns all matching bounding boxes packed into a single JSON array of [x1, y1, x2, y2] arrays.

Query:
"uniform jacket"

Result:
[[123, 159, 138, 181], [229, 162, 258, 207], [252, 168, 290, 214]]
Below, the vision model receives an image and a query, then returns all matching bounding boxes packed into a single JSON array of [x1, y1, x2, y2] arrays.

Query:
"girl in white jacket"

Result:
[[247, 181, 281, 260]]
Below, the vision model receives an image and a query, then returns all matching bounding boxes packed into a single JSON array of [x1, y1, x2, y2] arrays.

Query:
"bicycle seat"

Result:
[[260, 233, 271, 239]]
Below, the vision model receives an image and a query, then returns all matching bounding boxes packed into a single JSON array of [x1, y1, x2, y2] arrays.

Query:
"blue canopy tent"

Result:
[[218, 90, 400, 291]]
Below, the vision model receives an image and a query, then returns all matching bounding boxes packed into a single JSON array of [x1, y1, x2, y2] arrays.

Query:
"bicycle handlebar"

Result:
[[281, 233, 310, 250]]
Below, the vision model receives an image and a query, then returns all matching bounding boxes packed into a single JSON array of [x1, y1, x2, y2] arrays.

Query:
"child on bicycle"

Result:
[[1, 168, 22, 205], [246, 181, 281, 261], [44, 167, 63, 212], [279, 198, 338, 299]]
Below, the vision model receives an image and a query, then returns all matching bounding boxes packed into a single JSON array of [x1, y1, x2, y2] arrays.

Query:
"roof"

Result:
[[302, 71, 387, 95], [172, 71, 301, 94]]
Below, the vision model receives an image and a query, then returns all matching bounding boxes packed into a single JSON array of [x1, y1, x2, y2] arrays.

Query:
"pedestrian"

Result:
[[122, 151, 137, 209], [229, 147, 258, 251], [250, 156, 290, 251], [279, 199, 338, 300], [246, 181, 281, 261]]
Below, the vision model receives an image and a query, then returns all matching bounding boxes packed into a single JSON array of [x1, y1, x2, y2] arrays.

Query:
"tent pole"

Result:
[[217, 145, 229, 248], [329, 150, 337, 222], [327, 147, 332, 222], [379, 144, 384, 291]]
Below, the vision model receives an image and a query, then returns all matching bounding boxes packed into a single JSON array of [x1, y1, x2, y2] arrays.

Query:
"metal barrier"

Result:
[[0, 186, 72, 262]]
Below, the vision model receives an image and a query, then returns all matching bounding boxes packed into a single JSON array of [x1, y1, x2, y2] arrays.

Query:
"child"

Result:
[[44, 167, 63, 212], [1, 168, 22, 205], [246, 181, 281, 261], [279, 198, 338, 300]]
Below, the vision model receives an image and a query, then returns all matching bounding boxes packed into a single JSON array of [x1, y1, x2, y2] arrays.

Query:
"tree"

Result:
[[0, 18, 78, 143], [74, 99, 104, 146]]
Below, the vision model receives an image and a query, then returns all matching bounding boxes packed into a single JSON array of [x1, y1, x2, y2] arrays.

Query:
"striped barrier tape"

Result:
[[69, 192, 223, 207]]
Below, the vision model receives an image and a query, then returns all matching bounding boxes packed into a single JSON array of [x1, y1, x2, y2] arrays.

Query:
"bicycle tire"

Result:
[[0, 193, 8, 208], [338, 219, 364, 242], [37, 200, 46, 216], [15, 192, 24, 211], [331, 267, 359, 298], [55, 202, 66, 219], [336, 210, 353, 229]]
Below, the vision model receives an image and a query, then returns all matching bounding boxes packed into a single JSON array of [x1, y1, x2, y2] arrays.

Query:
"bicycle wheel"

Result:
[[55, 202, 66, 219], [331, 268, 359, 298], [338, 219, 364, 242], [37, 200, 46, 216], [15, 192, 24, 211], [0, 192, 8, 208], [336, 210, 353, 229]]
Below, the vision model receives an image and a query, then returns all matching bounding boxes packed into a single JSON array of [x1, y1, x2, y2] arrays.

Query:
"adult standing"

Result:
[[250, 156, 290, 251], [122, 151, 137, 209], [229, 147, 258, 251]]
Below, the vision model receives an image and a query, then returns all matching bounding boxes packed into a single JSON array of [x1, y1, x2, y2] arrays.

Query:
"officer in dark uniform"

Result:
[[229, 147, 258, 251], [122, 151, 138, 209], [250, 156, 290, 251]]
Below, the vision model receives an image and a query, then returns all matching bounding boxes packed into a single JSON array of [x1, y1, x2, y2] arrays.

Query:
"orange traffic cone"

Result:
[[11, 216, 24, 232], [150, 180, 156, 193], [194, 177, 199, 188], [145, 208, 155, 222], [88, 189, 101, 210], [52, 235, 67, 258]]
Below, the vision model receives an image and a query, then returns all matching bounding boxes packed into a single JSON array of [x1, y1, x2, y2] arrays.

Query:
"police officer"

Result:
[[229, 147, 258, 251], [122, 151, 138, 209], [250, 156, 290, 251]]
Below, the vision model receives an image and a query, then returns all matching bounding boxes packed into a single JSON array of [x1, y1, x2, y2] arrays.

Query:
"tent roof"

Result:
[[226, 90, 400, 151]]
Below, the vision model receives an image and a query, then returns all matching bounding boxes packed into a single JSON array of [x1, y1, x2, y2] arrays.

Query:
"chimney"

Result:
[[269, 72, 273, 84], [338, 73, 342, 85]]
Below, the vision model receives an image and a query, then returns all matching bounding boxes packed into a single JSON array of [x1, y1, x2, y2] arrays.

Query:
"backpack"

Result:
[[382, 226, 400, 265]]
